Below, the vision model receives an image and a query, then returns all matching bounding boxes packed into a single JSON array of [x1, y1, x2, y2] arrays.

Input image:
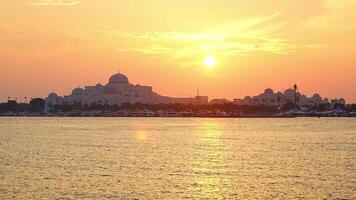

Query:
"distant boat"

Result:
[[350, 111, 356, 117]]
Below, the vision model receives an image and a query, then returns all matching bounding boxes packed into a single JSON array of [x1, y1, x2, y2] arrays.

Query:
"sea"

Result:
[[0, 117, 355, 199]]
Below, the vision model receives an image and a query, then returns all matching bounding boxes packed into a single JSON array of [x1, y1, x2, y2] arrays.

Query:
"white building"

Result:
[[209, 99, 230, 105], [46, 72, 208, 106], [233, 88, 333, 107], [331, 98, 346, 108]]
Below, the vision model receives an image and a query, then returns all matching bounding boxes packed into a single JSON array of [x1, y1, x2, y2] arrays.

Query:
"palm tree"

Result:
[[293, 84, 298, 106]]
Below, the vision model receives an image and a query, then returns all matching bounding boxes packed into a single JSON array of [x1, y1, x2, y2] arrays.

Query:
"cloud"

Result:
[[28, 0, 80, 6], [106, 13, 305, 61]]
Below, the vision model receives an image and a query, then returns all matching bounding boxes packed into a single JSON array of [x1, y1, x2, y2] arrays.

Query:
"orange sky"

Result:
[[0, 0, 355, 103]]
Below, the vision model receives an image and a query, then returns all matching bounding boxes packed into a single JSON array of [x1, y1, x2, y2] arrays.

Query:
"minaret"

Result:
[[197, 88, 200, 106]]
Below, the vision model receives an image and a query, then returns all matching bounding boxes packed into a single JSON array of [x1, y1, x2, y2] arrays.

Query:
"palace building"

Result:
[[233, 88, 345, 107], [45, 72, 208, 106]]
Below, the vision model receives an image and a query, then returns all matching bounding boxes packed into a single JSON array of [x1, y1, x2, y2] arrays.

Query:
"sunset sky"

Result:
[[0, 0, 355, 102]]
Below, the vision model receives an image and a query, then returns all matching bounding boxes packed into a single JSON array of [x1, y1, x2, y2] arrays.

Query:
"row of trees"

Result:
[[0, 98, 46, 113], [1, 98, 355, 114]]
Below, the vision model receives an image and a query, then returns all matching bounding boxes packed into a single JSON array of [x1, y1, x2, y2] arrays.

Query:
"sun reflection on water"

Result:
[[190, 122, 231, 199], [1, 118, 354, 199], [135, 130, 147, 141]]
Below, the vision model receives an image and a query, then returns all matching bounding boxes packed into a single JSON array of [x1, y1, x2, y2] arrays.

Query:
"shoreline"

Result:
[[1, 114, 355, 118], [1, 109, 356, 118]]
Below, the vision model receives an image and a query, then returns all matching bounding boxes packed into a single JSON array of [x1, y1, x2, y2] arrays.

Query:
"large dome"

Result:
[[72, 87, 84, 95], [108, 73, 129, 84]]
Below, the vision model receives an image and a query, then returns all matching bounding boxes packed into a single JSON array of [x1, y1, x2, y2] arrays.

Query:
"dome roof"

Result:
[[48, 92, 58, 98], [244, 96, 252, 100], [95, 83, 105, 89], [284, 88, 295, 96], [264, 88, 274, 94], [109, 72, 129, 84], [72, 87, 84, 95], [313, 93, 321, 98]]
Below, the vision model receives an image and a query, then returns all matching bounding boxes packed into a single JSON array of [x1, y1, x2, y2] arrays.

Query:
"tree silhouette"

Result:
[[30, 98, 46, 112], [5, 100, 19, 112], [293, 84, 298, 103]]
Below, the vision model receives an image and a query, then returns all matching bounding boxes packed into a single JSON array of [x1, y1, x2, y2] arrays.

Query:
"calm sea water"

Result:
[[0, 117, 355, 199]]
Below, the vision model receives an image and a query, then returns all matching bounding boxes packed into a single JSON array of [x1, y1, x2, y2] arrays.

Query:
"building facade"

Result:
[[46, 72, 208, 106], [233, 88, 343, 107]]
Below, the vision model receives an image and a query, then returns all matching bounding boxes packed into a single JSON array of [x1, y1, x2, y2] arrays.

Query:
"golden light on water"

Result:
[[190, 121, 230, 198], [0, 118, 354, 198], [135, 130, 147, 141]]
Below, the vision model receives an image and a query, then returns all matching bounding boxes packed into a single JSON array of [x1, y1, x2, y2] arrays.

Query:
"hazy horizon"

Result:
[[1, 0, 356, 102]]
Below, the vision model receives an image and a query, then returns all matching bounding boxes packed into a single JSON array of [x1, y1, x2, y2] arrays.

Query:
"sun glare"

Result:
[[204, 56, 216, 68]]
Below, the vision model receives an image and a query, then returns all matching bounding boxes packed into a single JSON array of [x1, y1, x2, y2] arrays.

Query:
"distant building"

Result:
[[46, 72, 208, 106], [331, 98, 346, 108], [209, 99, 230, 105], [233, 88, 336, 107]]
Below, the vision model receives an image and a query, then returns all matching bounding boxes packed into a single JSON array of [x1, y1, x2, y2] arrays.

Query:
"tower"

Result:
[[197, 88, 200, 106]]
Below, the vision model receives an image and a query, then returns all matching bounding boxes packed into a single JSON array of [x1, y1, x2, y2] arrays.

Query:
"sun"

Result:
[[204, 56, 216, 68]]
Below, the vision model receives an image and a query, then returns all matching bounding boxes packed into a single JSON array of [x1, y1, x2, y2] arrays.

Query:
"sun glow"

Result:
[[204, 56, 216, 68]]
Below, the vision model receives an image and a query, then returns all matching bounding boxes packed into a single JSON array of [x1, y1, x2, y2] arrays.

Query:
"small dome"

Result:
[[244, 96, 252, 100], [313, 93, 320, 98], [264, 88, 274, 94], [339, 98, 346, 103], [109, 72, 129, 84], [284, 89, 295, 96], [48, 92, 58, 98], [95, 83, 105, 89], [72, 87, 84, 95]]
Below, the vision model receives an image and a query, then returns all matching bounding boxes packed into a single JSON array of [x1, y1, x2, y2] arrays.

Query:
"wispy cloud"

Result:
[[105, 13, 306, 62], [28, 0, 80, 6]]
